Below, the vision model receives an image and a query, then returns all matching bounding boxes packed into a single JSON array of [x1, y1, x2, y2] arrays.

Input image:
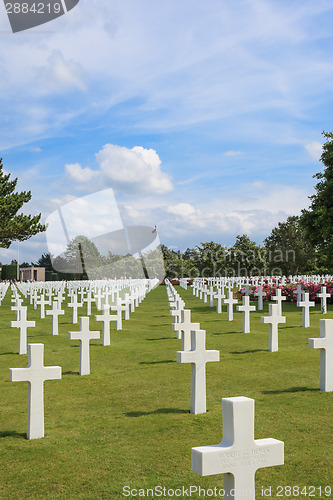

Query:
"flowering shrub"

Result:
[[234, 281, 333, 304]]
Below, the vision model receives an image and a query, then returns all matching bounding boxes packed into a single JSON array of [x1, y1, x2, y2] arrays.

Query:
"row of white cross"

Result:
[[6, 279, 156, 440], [173, 280, 333, 389], [188, 273, 333, 291], [166, 278, 333, 499], [191, 279, 332, 328], [9, 282, 148, 354], [166, 280, 284, 500], [4, 276, 332, 500]]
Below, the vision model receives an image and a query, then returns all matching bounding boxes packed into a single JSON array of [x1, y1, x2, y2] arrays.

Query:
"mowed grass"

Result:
[[0, 284, 332, 499]]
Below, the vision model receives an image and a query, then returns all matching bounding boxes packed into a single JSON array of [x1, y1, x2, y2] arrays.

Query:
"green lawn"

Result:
[[1, 284, 332, 499]]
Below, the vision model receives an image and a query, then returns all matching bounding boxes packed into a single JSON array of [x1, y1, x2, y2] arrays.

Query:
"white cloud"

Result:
[[119, 181, 311, 247], [123, 204, 142, 219], [37, 51, 87, 93], [65, 163, 98, 183], [223, 151, 242, 157], [1, 1, 333, 148], [30, 146, 42, 153], [96, 145, 173, 194], [305, 141, 322, 161], [166, 203, 197, 217], [250, 181, 265, 189], [50, 194, 78, 207], [65, 144, 174, 195]]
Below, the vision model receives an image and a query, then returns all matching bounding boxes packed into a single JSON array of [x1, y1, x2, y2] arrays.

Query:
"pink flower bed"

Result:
[[235, 280, 333, 303]]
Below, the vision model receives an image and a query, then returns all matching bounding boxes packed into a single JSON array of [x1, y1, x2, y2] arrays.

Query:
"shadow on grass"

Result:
[[125, 408, 189, 417], [0, 430, 26, 439], [262, 386, 319, 395], [62, 370, 78, 375], [0, 352, 16, 355], [213, 331, 239, 335], [140, 360, 175, 365], [146, 337, 172, 341], [148, 323, 173, 328], [187, 306, 212, 313], [231, 349, 267, 354]]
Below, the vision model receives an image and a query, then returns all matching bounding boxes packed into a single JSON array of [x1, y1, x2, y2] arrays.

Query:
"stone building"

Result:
[[20, 267, 45, 282]]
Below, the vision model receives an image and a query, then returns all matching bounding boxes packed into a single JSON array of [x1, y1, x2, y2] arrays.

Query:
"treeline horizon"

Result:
[[1, 213, 328, 280]]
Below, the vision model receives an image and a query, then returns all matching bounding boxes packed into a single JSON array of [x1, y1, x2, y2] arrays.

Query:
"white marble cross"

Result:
[[223, 291, 238, 321], [57, 290, 65, 305], [203, 285, 208, 303], [170, 300, 184, 325], [95, 305, 117, 345], [68, 294, 83, 324], [9, 343, 61, 439], [33, 291, 39, 309], [128, 292, 136, 313], [236, 296, 256, 333], [11, 302, 24, 321], [177, 329, 219, 414], [46, 288, 53, 305], [84, 291, 94, 316], [168, 297, 177, 309], [110, 302, 125, 330], [101, 291, 110, 309], [69, 317, 100, 375], [297, 292, 315, 328], [46, 301, 65, 335], [207, 286, 215, 307], [173, 309, 200, 351], [309, 319, 333, 391], [317, 286, 331, 314], [36, 294, 48, 319], [122, 294, 131, 320], [11, 306, 36, 355], [254, 286, 266, 310], [261, 303, 286, 352], [94, 289, 104, 310], [271, 288, 286, 316], [293, 284, 303, 303], [214, 288, 225, 314], [192, 397, 284, 499], [29, 289, 36, 305]]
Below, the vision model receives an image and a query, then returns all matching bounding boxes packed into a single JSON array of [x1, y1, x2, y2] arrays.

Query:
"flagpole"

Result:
[[17, 241, 19, 281]]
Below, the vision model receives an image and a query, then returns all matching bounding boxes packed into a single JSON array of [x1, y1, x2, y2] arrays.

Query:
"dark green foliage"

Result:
[[32, 252, 54, 271], [264, 216, 316, 274], [0, 158, 46, 248], [1, 264, 17, 280], [45, 271, 59, 281], [300, 131, 333, 270], [229, 234, 266, 275]]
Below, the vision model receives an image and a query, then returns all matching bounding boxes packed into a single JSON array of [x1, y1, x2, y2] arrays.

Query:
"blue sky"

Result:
[[1, 0, 333, 264]]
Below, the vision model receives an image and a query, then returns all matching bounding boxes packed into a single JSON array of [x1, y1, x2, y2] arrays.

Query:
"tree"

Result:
[[32, 252, 54, 271], [0, 158, 46, 248], [229, 234, 266, 276], [194, 241, 228, 277], [300, 131, 333, 270], [20, 261, 31, 268], [264, 216, 316, 274], [63, 235, 103, 278]]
